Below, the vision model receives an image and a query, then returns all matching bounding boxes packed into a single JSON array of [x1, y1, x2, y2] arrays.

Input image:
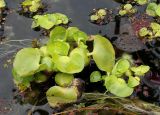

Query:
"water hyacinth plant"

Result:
[[12, 10, 150, 107]]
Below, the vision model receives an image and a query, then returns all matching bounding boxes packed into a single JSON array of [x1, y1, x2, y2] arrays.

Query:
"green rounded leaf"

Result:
[[66, 27, 80, 41], [90, 71, 101, 82], [124, 4, 132, 10], [130, 65, 150, 76], [49, 26, 66, 42], [55, 52, 85, 74], [139, 27, 149, 37], [92, 35, 115, 72], [112, 59, 130, 77], [55, 73, 74, 87], [13, 48, 41, 77], [146, 3, 157, 17], [47, 41, 70, 56], [40, 46, 50, 57], [90, 15, 99, 21], [105, 75, 133, 97], [70, 47, 90, 66], [41, 56, 54, 72], [46, 86, 78, 107], [127, 76, 140, 88]]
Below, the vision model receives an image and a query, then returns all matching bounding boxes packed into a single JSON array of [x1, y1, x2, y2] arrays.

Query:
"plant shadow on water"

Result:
[[1, 0, 160, 115]]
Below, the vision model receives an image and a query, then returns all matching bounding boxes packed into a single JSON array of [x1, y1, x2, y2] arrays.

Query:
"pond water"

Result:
[[0, 0, 160, 115]]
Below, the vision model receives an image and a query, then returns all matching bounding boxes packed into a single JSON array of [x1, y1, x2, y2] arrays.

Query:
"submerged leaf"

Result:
[[46, 86, 78, 107], [92, 35, 115, 72], [13, 48, 41, 77]]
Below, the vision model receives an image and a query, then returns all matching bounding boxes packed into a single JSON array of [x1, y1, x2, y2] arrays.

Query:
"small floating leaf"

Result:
[[131, 65, 150, 76], [128, 76, 140, 88], [49, 26, 66, 42], [139, 27, 149, 37], [55, 52, 85, 74], [112, 59, 130, 77], [55, 73, 74, 87], [90, 71, 101, 82], [47, 41, 70, 56]]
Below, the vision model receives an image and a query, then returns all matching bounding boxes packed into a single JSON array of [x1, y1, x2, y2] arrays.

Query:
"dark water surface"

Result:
[[0, 0, 122, 115]]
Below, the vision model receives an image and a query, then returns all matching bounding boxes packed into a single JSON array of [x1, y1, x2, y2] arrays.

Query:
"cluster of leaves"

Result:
[[146, 2, 160, 17], [119, 4, 137, 16], [90, 54, 150, 97], [122, 0, 148, 5], [12, 22, 150, 106], [32, 13, 69, 29], [139, 22, 160, 40], [0, 0, 6, 8], [21, 0, 43, 13], [134, 0, 148, 5], [90, 9, 107, 22]]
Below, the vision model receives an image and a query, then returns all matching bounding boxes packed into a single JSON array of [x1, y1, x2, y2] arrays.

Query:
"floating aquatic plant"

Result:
[[90, 8, 111, 25], [139, 22, 160, 40], [119, 4, 137, 16], [21, 0, 43, 13], [12, 24, 150, 107], [32, 13, 69, 29]]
